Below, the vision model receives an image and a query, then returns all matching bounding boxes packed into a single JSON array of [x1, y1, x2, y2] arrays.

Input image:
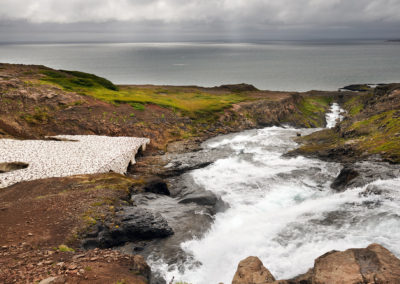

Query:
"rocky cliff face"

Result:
[[232, 244, 400, 284]]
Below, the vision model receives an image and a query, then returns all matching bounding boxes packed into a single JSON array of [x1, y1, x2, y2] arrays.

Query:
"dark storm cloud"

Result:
[[0, 0, 399, 41]]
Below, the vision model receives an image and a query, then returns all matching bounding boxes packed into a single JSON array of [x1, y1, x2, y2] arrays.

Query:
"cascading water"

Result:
[[150, 103, 400, 283]]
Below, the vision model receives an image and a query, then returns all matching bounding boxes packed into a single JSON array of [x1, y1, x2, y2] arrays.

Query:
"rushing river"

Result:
[[151, 104, 400, 284]]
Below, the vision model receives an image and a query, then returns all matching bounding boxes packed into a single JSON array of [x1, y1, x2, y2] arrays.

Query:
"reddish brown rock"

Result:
[[232, 256, 276, 284], [234, 244, 400, 284], [313, 243, 400, 284]]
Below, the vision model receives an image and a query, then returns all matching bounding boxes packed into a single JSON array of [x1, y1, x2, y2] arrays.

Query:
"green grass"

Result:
[[296, 96, 334, 127], [39, 69, 251, 118], [130, 102, 146, 111], [297, 109, 400, 163], [56, 244, 75, 252], [343, 93, 372, 115], [347, 110, 400, 161], [41, 69, 118, 92]]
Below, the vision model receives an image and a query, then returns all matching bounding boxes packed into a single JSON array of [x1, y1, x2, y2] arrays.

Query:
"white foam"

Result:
[[326, 102, 345, 128], [150, 106, 400, 283]]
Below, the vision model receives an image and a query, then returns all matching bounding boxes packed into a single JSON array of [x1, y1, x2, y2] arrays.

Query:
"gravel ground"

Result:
[[0, 135, 149, 188]]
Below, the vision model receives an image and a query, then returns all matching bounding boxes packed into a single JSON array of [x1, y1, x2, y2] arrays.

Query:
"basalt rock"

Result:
[[82, 207, 173, 249]]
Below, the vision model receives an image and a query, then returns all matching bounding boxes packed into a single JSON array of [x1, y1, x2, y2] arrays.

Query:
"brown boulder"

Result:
[[232, 256, 276, 284], [313, 243, 400, 284]]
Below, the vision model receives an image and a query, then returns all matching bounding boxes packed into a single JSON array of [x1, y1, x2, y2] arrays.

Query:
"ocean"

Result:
[[0, 40, 399, 91]]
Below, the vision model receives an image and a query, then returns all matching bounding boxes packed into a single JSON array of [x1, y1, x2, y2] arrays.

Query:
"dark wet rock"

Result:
[[341, 84, 372, 92], [82, 207, 173, 249], [179, 190, 219, 206], [119, 207, 174, 239], [331, 161, 400, 191], [330, 167, 359, 191], [161, 161, 213, 178], [169, 173, 229, 213], [218, 83, 259, 93], [143, 177, 170, 196]]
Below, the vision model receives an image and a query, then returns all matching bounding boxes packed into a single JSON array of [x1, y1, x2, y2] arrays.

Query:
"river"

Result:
[[150, 104, 400, 283]]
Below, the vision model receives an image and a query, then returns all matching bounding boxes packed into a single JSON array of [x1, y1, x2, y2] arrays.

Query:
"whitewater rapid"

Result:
[[151, 104, 400, 283]]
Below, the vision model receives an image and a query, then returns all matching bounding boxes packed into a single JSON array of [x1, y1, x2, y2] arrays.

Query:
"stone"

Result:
[[313, 243, 400, 284], [178, 190, 219, 206], [83, 207, 174, 248], [232, 256, 276, 284], [38, 276, 66, 284], [118, 207, 174, 239]]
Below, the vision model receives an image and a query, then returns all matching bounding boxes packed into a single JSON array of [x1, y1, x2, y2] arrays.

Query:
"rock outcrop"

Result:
[[83, 207, 174, 248], [232, 256, 275, 284], [232, 244, 400, 284], [330, 161, 400, 191], [312, 244, 400, 283]]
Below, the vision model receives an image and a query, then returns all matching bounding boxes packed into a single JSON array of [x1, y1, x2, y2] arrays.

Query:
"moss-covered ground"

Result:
[[39, 69, 253, 119], [295, 85, 400, 163]]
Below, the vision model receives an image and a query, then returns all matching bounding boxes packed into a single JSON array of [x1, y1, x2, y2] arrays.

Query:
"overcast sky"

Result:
[[1, 0, 400, 42]]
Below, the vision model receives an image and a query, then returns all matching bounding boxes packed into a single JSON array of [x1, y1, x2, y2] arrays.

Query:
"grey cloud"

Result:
[[1, 0, 400, 24], [0, 0, 399, 42]]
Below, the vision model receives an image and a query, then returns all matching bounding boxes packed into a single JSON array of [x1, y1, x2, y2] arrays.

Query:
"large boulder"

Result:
[[313, 244, 400, 284], [82, 207, 173, 248], [233, 244, 400, 284], [232, 256, 276, 284]]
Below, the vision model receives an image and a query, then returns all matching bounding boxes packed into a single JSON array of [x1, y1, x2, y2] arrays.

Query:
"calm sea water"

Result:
[[0, 41, 399, 91]]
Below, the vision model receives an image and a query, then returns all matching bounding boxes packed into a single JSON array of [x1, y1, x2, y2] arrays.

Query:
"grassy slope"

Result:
[[292, 95, 334, 127], [39, 69, 253, 119]]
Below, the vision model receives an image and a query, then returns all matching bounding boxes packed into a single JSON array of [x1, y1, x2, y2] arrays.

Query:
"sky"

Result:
[[1, 0, 400, 42]]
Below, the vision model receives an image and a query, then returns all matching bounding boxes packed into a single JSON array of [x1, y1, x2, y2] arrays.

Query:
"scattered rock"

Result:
[[232, 256, 276, 284]]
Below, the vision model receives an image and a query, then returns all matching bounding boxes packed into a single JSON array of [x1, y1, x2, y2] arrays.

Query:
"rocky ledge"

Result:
[[232, 243, 400, 284]]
